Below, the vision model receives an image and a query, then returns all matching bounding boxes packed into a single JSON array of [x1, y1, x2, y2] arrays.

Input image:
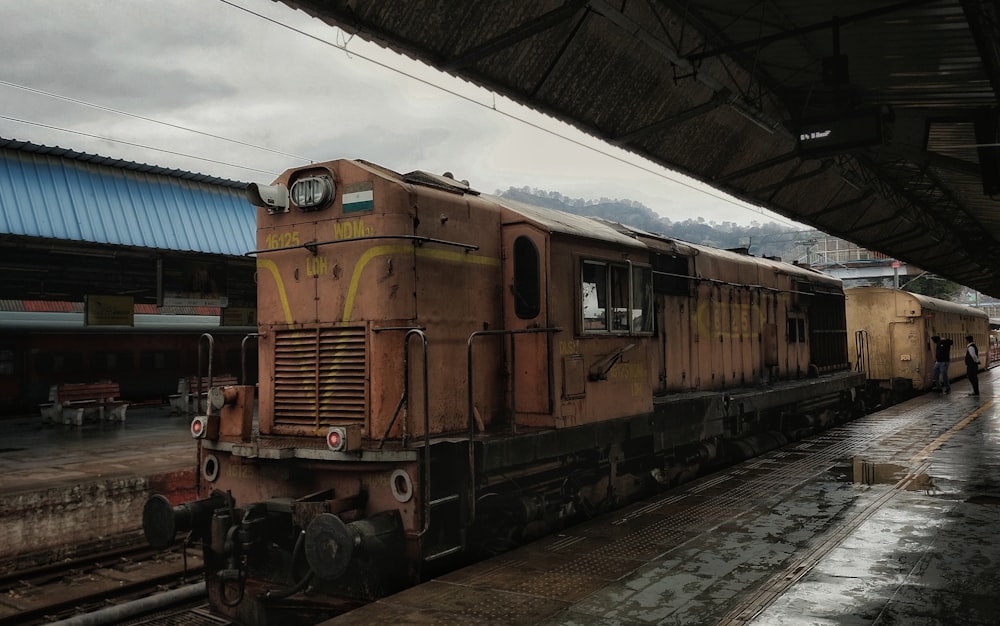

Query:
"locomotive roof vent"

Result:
[[404, 170, 480, 195]]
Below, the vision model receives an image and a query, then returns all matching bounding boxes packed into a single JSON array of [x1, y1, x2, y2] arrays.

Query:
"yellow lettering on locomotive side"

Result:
[[264, 231, 301, 249], [333, 219, 374, 240], [306, 255, 330, 276], [366, 474, 392, 487], [694, 301, 764, 337], [608, 362, 646, 380], [224, 464, 257, 479], [558, 340, 580, 356]]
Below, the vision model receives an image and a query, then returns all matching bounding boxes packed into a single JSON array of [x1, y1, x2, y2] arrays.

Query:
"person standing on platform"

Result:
[[965, 335, 980, 396], [931, 335, 954, 394]]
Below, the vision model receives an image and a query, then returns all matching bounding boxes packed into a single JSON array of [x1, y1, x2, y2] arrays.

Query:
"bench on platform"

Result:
[[39, 382, 129, 426], [168, 374, 239, 415]]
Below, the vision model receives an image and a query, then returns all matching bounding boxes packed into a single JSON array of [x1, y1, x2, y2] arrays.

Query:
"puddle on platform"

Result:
[[850, 456, 937, 492]]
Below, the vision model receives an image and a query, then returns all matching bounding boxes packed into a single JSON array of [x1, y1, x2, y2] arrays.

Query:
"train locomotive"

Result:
[[142, 158, 866, 625]]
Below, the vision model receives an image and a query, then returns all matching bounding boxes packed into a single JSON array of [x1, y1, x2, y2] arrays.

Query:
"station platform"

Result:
[[327, 369, 1000, 626], [2, 371, 999, 625], [0, 404, 197, 563]]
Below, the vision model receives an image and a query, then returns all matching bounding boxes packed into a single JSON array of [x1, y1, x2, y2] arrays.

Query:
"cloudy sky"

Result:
[[0, 0, 799, 227]]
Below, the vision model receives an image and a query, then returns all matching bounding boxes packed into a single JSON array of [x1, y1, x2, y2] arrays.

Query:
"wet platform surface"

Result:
[[0, 404, 196, 495], [3, 373, 1000, 625], [0, 404, 199, 563], [327, 370, 1000, 625]]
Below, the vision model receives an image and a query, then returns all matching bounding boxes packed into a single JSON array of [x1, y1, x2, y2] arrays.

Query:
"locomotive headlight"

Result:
[[246, 182, 289, 214], [291, 175, 335, 211], [326, 426, 347, 451]]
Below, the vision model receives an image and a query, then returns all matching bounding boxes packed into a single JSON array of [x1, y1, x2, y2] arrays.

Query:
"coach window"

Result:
[[36, 352, 84, 377], [0, 349, 13, 375], [140, 350, 180, 371], [92, 350, 133, 374], [787, 317, 806, 343], [513, 236, 540, 319]]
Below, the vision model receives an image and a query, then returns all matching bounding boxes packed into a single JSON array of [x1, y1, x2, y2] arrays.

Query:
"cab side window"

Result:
[[582, 261, 608, 331], [581, 260, 653, 335]]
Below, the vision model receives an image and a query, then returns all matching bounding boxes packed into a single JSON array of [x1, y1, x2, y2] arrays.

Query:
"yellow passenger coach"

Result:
[[845, 286, 988, 403]]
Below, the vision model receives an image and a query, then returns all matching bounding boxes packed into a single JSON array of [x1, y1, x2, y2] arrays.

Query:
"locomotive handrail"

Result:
[[244, 234, 479, 256], [367, 327, 435, 537], [466, 327, 561, 526], [392, 329, 432, 537], [854, 329, 872, 381], [373, 326, 427, 450], [240, 333, 259, 385], [197, 333, 215, 415]]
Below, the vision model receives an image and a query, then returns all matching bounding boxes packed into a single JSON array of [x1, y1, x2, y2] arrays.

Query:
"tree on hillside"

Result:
[[495, 186, 806, 260], [900, 274, 962, 301]]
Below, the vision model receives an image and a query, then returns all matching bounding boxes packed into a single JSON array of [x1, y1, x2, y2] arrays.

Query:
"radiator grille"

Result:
[[273, 327, 366, 425]]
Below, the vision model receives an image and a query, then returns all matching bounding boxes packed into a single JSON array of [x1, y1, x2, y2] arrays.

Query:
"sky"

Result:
[[0, 0, 800, 228]]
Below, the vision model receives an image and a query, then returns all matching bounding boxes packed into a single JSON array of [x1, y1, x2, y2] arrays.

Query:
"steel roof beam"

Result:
[[686, 0, 946, 63], [442, 0, 590, 71]]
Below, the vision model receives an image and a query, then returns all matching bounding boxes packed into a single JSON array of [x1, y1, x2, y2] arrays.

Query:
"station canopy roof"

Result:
[[280, 0, 1000, 296], [0, 137, 254, 256], [0, 138, 257, 305]]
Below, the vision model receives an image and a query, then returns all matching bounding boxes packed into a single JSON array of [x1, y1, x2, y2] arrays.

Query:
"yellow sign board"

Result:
[[85, 295, 135, 327], [222, 307, 257, 327]]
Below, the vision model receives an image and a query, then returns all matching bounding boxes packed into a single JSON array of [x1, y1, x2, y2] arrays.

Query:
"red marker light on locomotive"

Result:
[[326, 426, 347, 451], [191, 416, 207, 439]]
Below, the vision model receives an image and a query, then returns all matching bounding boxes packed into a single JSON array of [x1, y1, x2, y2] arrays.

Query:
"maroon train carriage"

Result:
[[0, 304, 256, 414]]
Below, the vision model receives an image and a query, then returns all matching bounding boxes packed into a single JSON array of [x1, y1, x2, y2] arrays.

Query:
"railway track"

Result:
[[0, 539, 203, 625], [0, 395, 955, 625]]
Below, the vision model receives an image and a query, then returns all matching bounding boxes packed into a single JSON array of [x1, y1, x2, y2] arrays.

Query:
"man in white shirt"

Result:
[[965, 335, 980, 396]]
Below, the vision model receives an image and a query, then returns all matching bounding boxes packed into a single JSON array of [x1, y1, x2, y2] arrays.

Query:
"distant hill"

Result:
[[496, 186, 814, 262]]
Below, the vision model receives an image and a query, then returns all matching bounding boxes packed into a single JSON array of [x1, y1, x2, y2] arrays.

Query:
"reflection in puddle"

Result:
[[967, 495, 1000, 505], [851, 456, 937, 492]]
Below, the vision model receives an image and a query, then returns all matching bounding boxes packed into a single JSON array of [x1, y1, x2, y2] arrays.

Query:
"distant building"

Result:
[[803, 236, 921, 287]]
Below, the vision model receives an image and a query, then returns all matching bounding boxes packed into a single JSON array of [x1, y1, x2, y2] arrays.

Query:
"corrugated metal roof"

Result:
[[0, 137, 255, 256], [0, 299, 221, 315]]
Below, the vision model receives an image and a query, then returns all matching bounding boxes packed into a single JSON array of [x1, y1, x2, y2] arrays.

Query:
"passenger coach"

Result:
[[846, 286, 989, 402]]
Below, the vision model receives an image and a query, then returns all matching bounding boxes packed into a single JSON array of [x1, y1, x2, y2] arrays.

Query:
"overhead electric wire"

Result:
[[0, 1, 798, 227], [217, 0, 798, 227], [0, 79, 312, 163], [0, 114, 279, 177]]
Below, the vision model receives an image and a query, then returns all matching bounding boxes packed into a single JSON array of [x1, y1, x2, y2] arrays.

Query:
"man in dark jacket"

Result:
[[931, 335, 953, 393], [965, 335, 980, 396]]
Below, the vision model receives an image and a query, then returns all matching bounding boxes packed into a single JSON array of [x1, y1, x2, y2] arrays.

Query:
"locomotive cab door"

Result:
[[501, 225, 551, 422]]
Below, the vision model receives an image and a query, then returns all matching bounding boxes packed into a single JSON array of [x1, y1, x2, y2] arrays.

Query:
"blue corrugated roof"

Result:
[[0, 137, 256, 256]]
